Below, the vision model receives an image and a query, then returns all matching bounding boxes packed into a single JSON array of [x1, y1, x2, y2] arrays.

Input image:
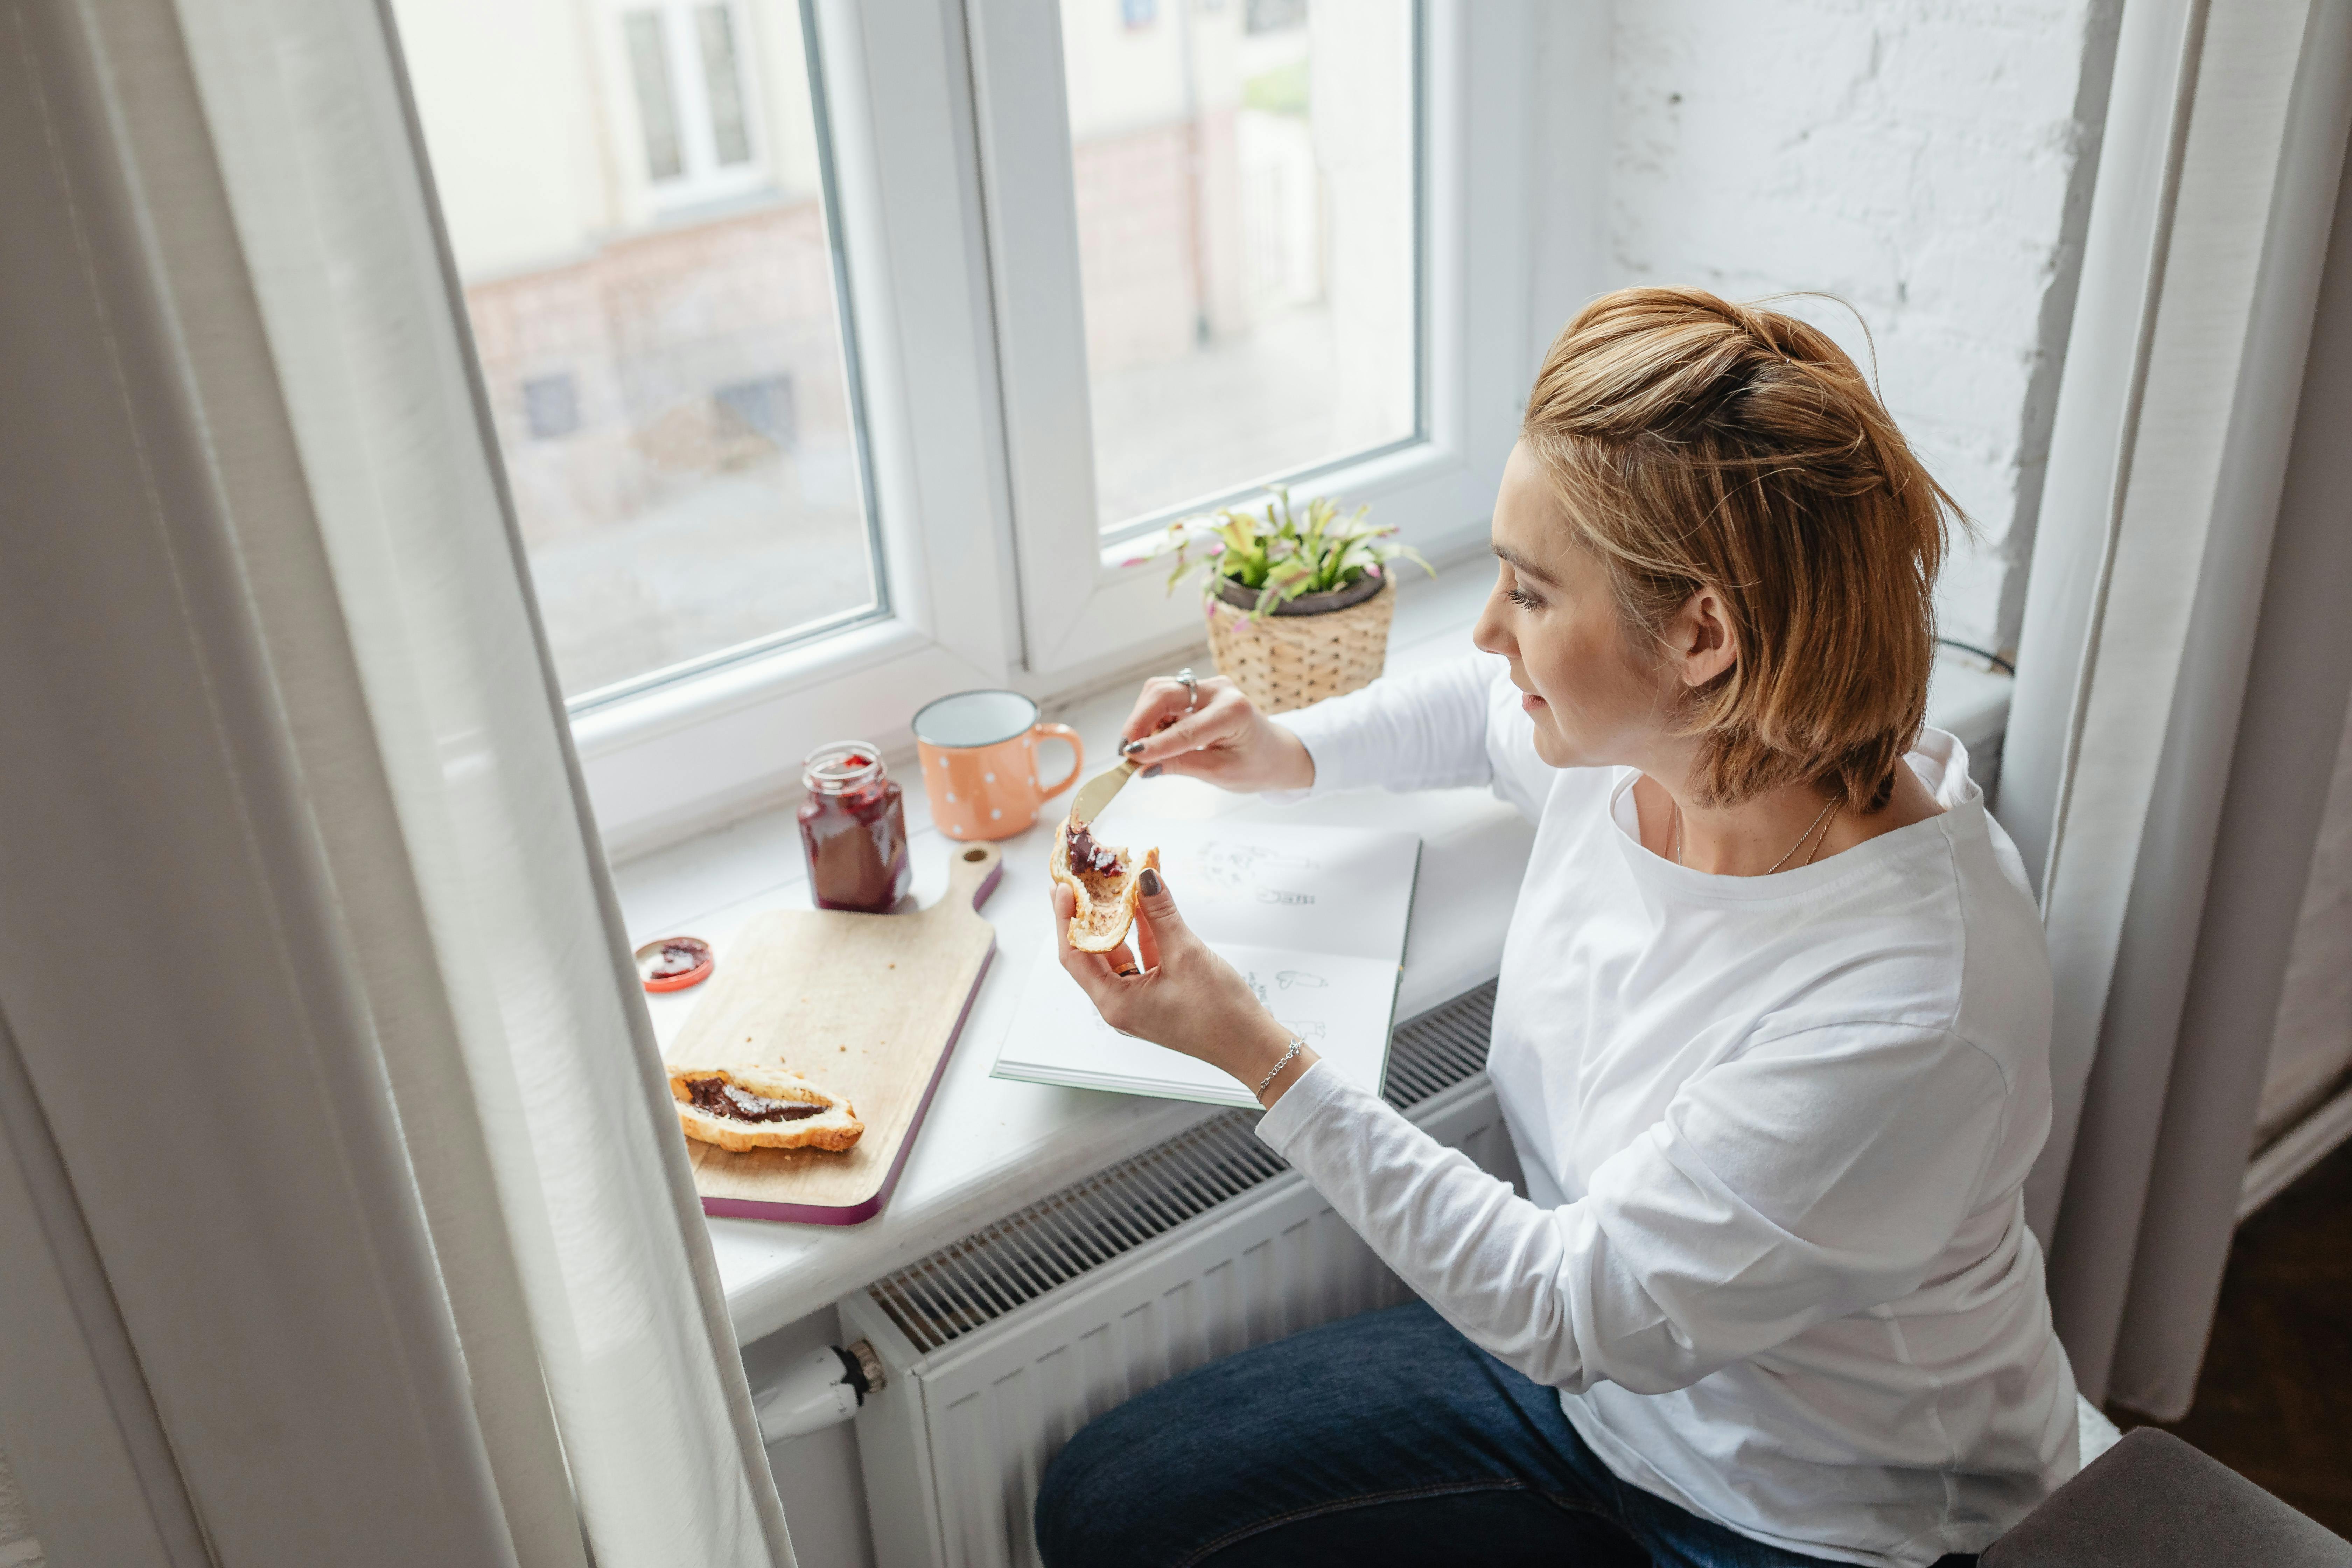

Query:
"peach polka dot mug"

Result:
[[911, 691, 1083, 841]]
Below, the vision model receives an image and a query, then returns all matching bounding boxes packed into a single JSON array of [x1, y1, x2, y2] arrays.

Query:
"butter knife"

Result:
[[1067, 756, 1140, 828]]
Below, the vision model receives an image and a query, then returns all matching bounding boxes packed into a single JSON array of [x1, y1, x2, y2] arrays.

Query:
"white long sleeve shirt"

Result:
[[1260, 655, 2078, 1568]]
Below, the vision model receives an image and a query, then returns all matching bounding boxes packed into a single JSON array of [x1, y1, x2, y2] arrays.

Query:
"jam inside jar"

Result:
[[798, 742, 911, 914]]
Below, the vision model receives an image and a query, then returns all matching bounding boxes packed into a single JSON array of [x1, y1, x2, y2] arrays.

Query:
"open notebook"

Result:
[[992, 819, 1421, 1107]]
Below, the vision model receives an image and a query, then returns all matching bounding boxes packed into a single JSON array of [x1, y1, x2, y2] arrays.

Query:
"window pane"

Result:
[[698, 6, 756, 167], [623, 11, 685, 181], [392, 0, 880, 701], [1060, 0, 1417, 530]]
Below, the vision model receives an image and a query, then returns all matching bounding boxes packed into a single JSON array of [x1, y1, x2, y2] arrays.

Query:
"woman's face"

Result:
[[1472, 442, 1696, 771]]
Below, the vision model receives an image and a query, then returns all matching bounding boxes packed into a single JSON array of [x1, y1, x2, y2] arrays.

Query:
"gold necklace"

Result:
[[1796, 802, 1840, 869], [1671, 794, 1839, 874]]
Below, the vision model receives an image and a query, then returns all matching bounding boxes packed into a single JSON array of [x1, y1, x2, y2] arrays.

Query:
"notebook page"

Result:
[[991, 819, 1420, 1106]]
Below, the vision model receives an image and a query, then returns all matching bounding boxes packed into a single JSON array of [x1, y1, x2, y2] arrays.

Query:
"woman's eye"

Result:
[[1506, 586, 1543, 609]]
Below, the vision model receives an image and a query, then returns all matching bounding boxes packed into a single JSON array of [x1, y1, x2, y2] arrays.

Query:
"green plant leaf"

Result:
[[1160, 485, 1423, 610]]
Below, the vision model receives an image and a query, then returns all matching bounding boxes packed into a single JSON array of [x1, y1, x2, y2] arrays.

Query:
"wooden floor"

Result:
[[2117, 1136, 2352, 1534]]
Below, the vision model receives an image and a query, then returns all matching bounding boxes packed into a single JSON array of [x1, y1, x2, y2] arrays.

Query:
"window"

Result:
[[380, 0, 1535, 848], [698, 7, 758, 167], [616, 2, 767, 205], [392, 0, 882, 704], [1060, 0, 1419, 533], [973, 0, 1503, 686], [523, 373, 583, 440], [622, 11, 686, 180]]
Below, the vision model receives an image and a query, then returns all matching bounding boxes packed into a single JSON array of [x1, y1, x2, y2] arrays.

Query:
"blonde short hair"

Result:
[[1521, 287, 1960, 813]]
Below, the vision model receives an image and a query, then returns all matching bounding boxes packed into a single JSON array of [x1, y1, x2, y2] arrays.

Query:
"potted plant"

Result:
[[1148, 488, 1431, 714]]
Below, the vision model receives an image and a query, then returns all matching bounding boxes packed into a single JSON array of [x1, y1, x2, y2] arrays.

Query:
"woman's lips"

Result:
[[1521, 692, 1546, 711]]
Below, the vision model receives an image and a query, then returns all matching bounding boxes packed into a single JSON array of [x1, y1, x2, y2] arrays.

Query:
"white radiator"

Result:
[[839, 985, 1520, 1568]]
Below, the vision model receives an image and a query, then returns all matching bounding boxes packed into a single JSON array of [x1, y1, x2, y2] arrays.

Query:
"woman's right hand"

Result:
[[1118, 674, 1315, 793]]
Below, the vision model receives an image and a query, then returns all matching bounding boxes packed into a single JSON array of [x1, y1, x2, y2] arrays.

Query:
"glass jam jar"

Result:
[[797, 742, 911, 913]]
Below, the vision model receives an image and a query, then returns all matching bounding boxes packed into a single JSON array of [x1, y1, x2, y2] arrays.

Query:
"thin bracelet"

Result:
[[1255, 1036, 1305, 1099]]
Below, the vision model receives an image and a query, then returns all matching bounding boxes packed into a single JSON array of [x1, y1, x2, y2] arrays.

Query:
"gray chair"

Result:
[[1982, 1427, 2351, 1567]]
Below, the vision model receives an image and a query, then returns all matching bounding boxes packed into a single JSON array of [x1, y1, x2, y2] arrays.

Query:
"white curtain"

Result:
[[2001, 0, 2352, 1417], [0, 0, 794, 1562]]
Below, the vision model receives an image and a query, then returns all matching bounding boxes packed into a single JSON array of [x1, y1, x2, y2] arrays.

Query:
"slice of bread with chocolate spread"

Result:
[[668, 1064, 863, 1154], [1052, 819, 1160, 953]]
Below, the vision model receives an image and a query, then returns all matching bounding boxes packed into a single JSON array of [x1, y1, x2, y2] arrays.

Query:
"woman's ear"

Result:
[[1671, 586, 1739, 688]]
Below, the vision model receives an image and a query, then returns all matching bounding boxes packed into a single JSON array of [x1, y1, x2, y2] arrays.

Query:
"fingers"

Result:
[[1121, 676, 1250, 762], [1118, 680, 1197, 751], [1051, 884, 1124, 1004], [1056, 872, 1159, 975], [1131, 866, 1192, 957], [1134, 891, 1162, 971], [1125, 705, 1223, 766]]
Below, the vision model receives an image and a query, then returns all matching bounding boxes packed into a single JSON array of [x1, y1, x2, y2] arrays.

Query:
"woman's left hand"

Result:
[[1051, 869, 1319, 1107]]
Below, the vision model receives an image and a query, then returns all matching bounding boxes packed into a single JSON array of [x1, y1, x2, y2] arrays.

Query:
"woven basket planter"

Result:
[[1204, 573, 1394, 715]]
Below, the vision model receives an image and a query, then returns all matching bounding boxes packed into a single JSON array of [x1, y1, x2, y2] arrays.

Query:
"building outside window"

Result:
[[1060, 0, 1417, 532], [394, 0, 874, 703], [618, 1, 765, 200], [383, 0, 1474, 843]]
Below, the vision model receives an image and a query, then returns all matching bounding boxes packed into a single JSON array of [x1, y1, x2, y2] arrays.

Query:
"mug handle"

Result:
[[1031, 723, 1084, 800]]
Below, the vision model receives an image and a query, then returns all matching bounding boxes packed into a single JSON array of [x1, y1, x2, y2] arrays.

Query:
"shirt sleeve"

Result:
[[1254, 1023, 2011, 1395], [1270, 652, 1549, 818]]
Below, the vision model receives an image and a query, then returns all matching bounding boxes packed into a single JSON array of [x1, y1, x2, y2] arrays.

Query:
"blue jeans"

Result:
[[1037, 1301, 1976, 1568]]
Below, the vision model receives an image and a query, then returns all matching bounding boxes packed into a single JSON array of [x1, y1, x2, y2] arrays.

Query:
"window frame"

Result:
[[564, 0, 1544, 855], [564, 0, 895, 716], [969, 0, 1523, 679], [570, 0, 1023, 853], [1049, 2, 1437, 548]]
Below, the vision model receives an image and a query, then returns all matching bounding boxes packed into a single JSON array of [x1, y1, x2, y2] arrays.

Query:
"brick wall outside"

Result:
[[1071, 118, 1208, 374], [463, 197, 850, 544], [463, 127, 1241, 545]]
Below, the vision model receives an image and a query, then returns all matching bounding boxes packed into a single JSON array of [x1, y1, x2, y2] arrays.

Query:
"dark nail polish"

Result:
[[1141, 765, 1162, 779], [1140, 868, 1161, 896], [1120, 738, 1146, 756]]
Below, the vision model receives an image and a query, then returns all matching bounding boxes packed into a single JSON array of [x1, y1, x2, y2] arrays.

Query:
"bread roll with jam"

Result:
[[1052, 819, 1160, 953], [668, 1064, 863, 1154]]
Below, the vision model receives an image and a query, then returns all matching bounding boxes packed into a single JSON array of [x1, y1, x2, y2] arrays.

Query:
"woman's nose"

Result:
[[1472, 594, 1512, 659]]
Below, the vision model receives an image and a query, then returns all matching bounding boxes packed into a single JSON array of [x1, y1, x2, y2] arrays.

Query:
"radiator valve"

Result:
[[755, 1339, 886, 1444]]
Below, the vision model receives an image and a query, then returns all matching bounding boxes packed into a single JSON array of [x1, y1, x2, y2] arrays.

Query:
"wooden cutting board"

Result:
[[666, 841, 1003, 1224]]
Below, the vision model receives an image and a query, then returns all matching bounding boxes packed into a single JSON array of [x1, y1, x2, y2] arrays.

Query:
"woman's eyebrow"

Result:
[[1492, 544, 1562, 586]]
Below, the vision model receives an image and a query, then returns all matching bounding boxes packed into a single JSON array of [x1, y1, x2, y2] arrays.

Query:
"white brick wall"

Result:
[[1535, 0, 2120, 654]]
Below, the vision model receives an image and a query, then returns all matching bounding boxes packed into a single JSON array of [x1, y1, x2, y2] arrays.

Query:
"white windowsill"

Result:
[[612, 557, 2015, 1345], [569, 614, 927, 760]]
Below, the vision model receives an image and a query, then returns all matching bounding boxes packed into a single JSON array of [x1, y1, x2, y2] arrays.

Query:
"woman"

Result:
[[1036, 289, 2077, 1568]]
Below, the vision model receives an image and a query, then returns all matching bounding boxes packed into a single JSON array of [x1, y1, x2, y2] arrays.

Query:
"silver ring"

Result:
[[1175, 667, 1198, 711]]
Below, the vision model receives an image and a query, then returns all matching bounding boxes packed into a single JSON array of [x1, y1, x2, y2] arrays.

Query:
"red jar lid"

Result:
[[635, 936, 714, 992]]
